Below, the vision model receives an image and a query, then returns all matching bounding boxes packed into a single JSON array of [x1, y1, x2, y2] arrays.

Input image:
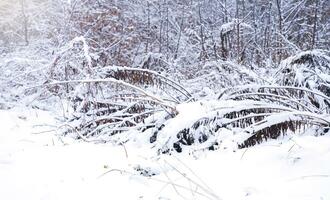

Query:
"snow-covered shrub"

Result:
[[153, 68, 330, 154], [184, 60, 262, 97], [275, 50, 330, 96], [50, 65, 192, 143], [96, 66, 192, 102], [154, 100, 330, 154], [49, 36, 95, 84], [138, 53, 170, 73], [219, 85, 330, 114], [0, 48, 52, 109]]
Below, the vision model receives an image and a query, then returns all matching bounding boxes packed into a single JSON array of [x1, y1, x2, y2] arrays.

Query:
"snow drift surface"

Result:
[[1, 109, 330, 200]]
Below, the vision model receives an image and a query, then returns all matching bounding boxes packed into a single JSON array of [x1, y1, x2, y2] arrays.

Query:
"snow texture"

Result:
[[1, 108, 330, 200]]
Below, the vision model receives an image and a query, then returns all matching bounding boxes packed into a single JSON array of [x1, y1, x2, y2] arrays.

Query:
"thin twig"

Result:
[[287, 174, 330, 182]]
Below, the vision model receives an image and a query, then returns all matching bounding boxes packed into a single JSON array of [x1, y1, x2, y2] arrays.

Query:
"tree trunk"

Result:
[[276, 0, 283, 63], [311, 0, 319, 49], [20, 0, 29, 46]]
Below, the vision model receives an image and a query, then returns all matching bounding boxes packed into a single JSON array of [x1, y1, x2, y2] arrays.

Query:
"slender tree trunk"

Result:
[[20, 0, 29, 46], [224, 0, 228, 23], [159, 2, 163, 53], [311, 0, 319, 49], [198, 3, 207, 61], [211, 1, 218, 60], [252, 0, 259, 65], [211, 27, 218, 60], [145, 1, 151, 53], [240, 0, 245, 63], [220, 31, 227, 60], [276, 0, 283, 63], [174, 8, 184, 59], [236, 0, 241, 62], [264, 2, 272, 58], [166, 0, 169, 59]]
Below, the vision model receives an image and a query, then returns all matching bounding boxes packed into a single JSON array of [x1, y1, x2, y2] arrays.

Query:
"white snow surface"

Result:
[[1, 108, 330, 200]]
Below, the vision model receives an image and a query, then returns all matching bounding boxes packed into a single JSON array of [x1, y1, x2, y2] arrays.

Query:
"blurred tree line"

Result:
[[0, 0, 329, 75]]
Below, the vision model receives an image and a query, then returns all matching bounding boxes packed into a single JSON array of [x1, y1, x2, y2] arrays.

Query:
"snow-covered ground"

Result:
[[1, 108, 330, 200]]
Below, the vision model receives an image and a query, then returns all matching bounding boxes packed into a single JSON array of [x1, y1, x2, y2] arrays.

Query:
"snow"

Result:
[[220, 20, 253, 34], [1, 108, 330, 200]]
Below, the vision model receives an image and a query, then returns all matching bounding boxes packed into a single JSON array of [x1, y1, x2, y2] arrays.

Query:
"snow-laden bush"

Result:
[[219, 85, 330, 114], [152, 99, 330, 154], [12, 45, 328, 154], [275, 50, 330, 96], [184, 60, 262, 98], [151, 51, 330, 154], [49, 65, 192, 142], [46, 49, 330, 153], [0, 48, 51, 109]]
